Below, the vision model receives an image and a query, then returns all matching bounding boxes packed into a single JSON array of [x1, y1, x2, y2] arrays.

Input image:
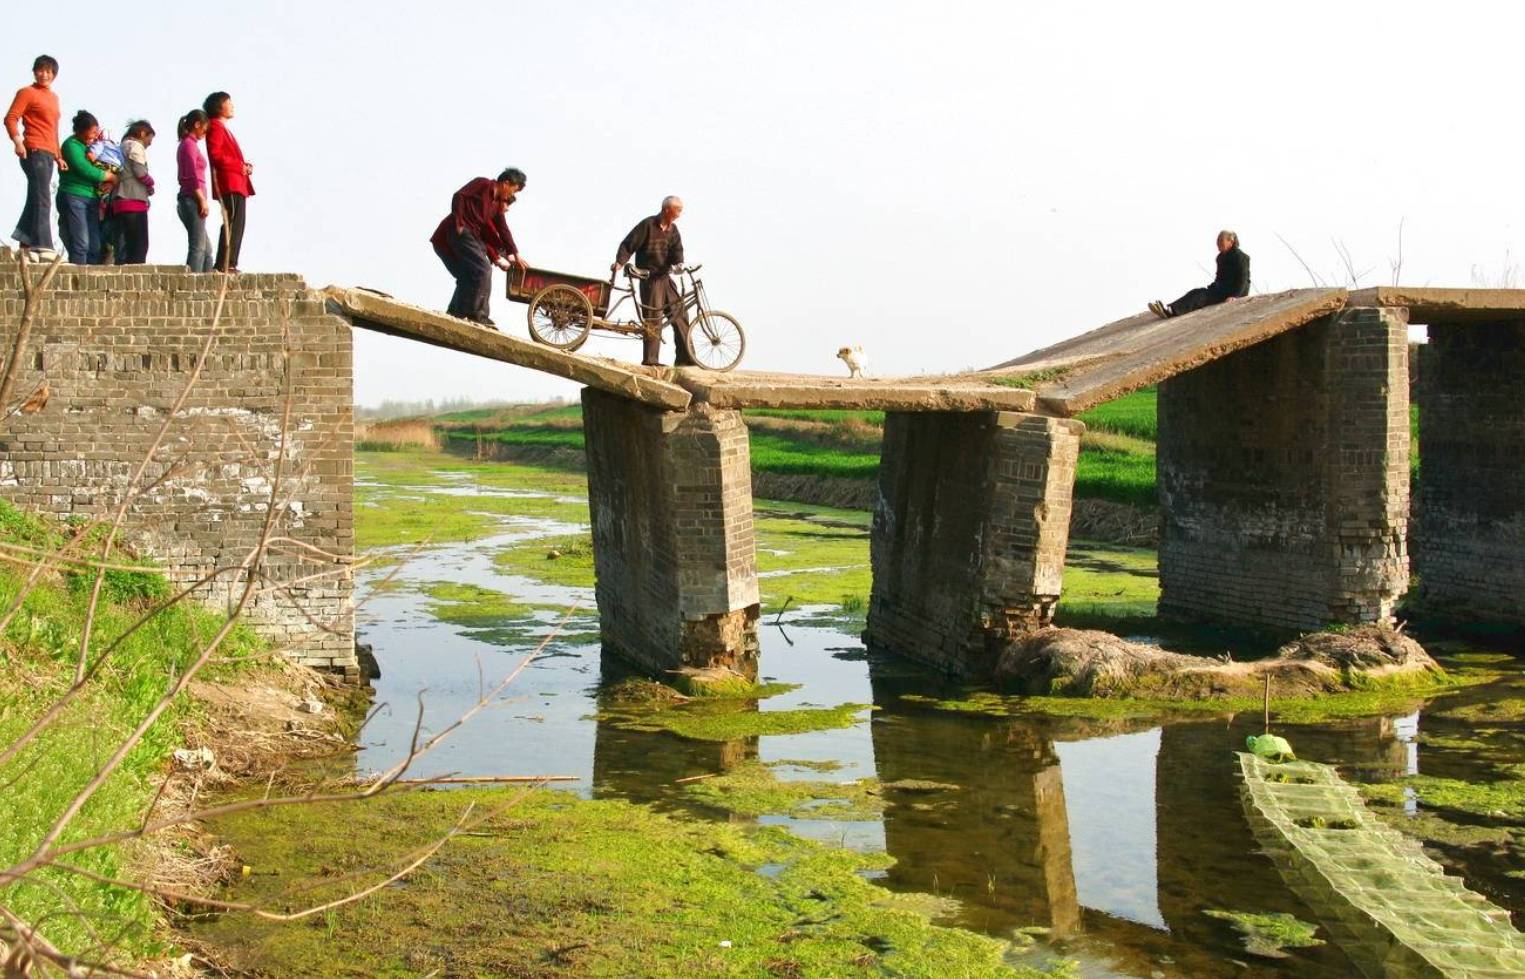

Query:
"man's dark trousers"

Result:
[[435, 228, 493, 321], [12, 151, 55, 249], [640, 274, 694, 366], [1170, 286, 1227, 316]]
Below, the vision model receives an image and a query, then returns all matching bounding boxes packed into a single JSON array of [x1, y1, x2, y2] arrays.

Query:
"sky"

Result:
[[6, 1, 1523, 407]]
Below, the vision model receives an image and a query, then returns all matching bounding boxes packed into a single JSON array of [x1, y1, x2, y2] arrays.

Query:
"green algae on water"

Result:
[[605, 699, 874, 742], [193, 788, 1066, 978], [494, 532, 597, 588], [899, 670, 1491, 724], [421, 580, 533, 626], [1361, 775, 1525, 820], [684, 760, 886, 820], [1203, 909, 1324, 959]]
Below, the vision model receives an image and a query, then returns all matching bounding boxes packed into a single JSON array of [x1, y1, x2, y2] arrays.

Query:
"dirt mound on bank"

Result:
[[995, 625, 1439, 699]]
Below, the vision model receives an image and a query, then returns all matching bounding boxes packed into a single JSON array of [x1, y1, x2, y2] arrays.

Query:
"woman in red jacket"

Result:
[[202, 90, 253, 272]]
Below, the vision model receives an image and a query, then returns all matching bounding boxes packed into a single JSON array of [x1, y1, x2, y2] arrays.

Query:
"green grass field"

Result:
[[427, 385, 1421, 513], [1076, 388, 1158, 440]]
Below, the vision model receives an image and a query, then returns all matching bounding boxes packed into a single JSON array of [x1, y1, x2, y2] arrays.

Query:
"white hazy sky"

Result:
[[6, 1, 1521, 406]]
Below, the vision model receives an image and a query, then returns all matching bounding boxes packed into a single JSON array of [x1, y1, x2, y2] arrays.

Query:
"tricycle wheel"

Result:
[[527, 284, 593, 350], [689, 310, 745, 372]]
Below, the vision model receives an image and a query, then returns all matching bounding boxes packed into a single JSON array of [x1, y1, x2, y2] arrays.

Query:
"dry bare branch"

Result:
[[0, 250, 64, 413]]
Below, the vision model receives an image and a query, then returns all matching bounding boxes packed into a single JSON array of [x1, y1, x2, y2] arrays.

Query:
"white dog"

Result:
[[836, 345, 867, 378]]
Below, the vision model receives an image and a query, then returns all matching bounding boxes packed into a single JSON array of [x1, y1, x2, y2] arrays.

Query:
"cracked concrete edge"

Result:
[[323, 285, 692, 411]]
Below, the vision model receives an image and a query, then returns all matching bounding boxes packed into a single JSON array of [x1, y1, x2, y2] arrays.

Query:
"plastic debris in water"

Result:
[[1246, 734, 1295, 761]]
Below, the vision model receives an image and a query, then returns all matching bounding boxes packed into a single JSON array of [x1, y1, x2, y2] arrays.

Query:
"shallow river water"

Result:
[[354, 459, 1525, 979]]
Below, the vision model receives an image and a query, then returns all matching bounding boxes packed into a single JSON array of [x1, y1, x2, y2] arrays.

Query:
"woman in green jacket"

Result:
[[56, 110, 114, 264]]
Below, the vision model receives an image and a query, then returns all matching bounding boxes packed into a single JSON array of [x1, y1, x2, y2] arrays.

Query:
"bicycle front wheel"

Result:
[[688, 311, 746, 371]]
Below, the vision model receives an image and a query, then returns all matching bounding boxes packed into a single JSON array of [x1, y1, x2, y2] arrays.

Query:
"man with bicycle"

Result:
[[612, 196, 695, 367]]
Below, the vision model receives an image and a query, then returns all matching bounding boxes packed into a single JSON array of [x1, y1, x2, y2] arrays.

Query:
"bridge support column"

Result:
[[581, 389, 760, 676], [1414, 321, 1525, 627], [866, 411, 1083, 676], [1157, 307, 1410, 630]]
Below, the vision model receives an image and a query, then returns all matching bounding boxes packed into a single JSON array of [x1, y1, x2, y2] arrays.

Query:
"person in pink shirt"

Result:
[[175, 109, 213, 271], [203, 90, 253, 272]]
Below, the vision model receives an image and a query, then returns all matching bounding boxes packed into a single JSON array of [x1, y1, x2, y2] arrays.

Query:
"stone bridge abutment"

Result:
[[0, 254, 356, 672]]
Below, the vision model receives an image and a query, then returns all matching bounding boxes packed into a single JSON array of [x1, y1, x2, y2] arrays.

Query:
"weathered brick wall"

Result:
[[0, 251, 355, 670], [581, 389, 759, 675], [1415, 322, 1525, 625], [1157, 307, 1409, 631], [867, 411, 1082, 676]]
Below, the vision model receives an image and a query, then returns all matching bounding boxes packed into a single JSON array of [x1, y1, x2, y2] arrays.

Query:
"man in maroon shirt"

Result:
[[430, 168, 527, 328]]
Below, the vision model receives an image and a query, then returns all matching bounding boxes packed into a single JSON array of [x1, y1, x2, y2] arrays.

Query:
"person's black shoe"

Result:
[[473, 316, 498, 330]]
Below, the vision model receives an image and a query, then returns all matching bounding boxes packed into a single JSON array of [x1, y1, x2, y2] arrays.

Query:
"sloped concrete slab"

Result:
[[1349, 286, 1525, 324], [672, 369, 1035, 412], [325, 286, 692, 411], [1238, 752, 1525, 978], [985, 289, 1347, 415]]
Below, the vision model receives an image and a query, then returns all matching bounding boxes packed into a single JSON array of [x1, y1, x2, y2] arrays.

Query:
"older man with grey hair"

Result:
[[1149, 230, 1251, 318], [613, 196, 694, 366]]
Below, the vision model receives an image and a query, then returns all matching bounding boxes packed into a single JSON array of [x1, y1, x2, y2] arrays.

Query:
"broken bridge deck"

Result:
[[984, 288, 1349, 415], [329, 285, 1035, 414], [325, 286, 694, 411]]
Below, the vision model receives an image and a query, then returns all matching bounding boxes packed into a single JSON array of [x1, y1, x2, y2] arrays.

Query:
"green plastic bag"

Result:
[[1247, 733, 1295, 761]]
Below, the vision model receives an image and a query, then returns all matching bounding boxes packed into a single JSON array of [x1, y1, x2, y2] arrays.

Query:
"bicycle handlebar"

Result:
[[624, 263, 703, 280]]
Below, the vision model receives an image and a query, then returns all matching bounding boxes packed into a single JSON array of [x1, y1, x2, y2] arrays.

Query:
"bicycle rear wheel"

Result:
[[527, 284, 593, 350], [688, 311, 746, 371]]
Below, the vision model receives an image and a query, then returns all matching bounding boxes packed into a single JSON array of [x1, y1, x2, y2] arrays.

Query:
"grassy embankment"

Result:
[[0, 500, 270, 965]]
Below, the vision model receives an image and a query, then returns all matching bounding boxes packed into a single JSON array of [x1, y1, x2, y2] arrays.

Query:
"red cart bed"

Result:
[[507, 266, 612, 318]]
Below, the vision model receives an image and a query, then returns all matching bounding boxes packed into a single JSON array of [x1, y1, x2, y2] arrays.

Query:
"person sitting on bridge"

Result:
[[431, 167, 528, 328], [612, 196, 695, 367], [1148, 230, 1250, 319]]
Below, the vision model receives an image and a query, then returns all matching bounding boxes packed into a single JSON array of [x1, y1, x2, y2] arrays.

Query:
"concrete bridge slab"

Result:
[[987, 288, 1348, 415], [669, 368, 1036, 413], [325, 286, 692, 411], [1351, 285, 1525, 324]]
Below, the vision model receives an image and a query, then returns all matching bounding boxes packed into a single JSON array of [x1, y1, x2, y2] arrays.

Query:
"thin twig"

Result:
[[0, 249, 64, 411]]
